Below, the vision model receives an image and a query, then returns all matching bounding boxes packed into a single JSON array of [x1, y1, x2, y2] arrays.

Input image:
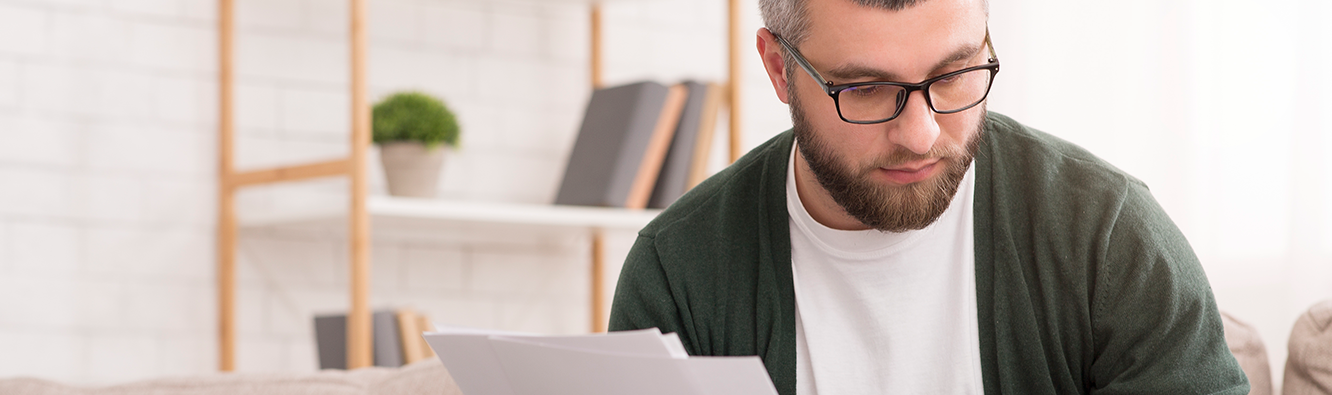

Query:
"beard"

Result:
[[790, 92, 983, 233]]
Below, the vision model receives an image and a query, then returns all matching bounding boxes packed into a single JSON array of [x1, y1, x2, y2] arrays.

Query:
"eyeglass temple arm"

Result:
[[771, 32, 837, 94], [984, 27, 998, 61]]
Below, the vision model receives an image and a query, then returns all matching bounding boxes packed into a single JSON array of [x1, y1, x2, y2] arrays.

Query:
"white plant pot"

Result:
[[379, 141, 446, 198]]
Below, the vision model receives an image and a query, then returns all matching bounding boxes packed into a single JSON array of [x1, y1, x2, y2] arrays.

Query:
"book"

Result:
[[555, 81, 688, 209], [372, 310, 404, 367], [397, 310, 425, 364], [396, 309, 436, 364], [688, 82, 724, 190], [313, 314, 349, 369], [649, 81, 723, 209], [416, 314, 437, 359], [313, 310, 407, 369]]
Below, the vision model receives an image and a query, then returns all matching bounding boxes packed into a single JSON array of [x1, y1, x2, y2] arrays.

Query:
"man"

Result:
[[608, 0, 1249, 393]]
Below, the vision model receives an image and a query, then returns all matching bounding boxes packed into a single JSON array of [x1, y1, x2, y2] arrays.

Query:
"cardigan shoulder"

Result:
[[638, 130, 794, 241], [976, 112, 1247, 394]]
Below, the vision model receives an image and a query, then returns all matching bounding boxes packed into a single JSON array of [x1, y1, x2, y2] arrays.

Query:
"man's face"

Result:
[[782, 0, 990, 232]]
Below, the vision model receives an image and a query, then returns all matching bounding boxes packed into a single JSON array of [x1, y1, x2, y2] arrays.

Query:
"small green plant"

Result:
[[372, 91, 460, 149]]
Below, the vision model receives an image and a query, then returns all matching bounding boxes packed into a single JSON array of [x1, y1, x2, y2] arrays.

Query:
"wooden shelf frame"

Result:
[[216, 0, 745, 372], [216, 0, 373, 371]]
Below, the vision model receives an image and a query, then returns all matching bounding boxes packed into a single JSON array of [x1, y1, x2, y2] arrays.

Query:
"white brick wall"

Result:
[[155, 76, 219, 126], [235, 83, 279, 131], [85, 123, 210, 176], [72, 174, 145, 222], [0, 4, 48, 56], [0, 115, 80, 168], [113, 0, 188, 18], [0, 167, 74, 218], [368, 0, 422, 42], [278, 88, 349, 138], [143, 178, 215, 226], [236, 33, 347, 85], [0, 274, 81, 328], [0, 330, 85, 383], [49, 12, 129, 63], [235, 0, 302, 31], [400, 246, 466, 292], [420, 1, 487, 52], [10, 221, 80, 275], [0, 59, 19, 108], [369, 48, 473, 101], [0, 222, 8, 270], [85, 226, 214, 280], [128, 22, 216, 73]]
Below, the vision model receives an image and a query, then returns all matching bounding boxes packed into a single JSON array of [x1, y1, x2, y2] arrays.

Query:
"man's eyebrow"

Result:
[[824, 43, 985, 83]]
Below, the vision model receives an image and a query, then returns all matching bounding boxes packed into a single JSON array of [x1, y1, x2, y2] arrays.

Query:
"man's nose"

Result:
[[886, 90, 940, 155]]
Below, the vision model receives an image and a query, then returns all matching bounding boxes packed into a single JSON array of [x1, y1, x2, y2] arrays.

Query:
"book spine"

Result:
[[624, 84, 687, 209]]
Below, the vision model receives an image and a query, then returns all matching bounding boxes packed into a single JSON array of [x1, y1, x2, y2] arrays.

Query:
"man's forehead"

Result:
[[800, 0, 988, 79], [823, 43, 985, 82]]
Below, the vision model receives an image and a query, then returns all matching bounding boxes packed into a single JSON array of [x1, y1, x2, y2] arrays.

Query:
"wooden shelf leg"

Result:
[[346, 0, 373, 369], [591, 230, 606, 333], [728, 0, 742, 163], [218, 186, 236, 372], [217, 0, 236, 372], [591, 3, 603, 90]]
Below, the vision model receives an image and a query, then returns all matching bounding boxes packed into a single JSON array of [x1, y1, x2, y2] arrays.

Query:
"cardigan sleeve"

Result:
[[1087, 182, 1249, 395]]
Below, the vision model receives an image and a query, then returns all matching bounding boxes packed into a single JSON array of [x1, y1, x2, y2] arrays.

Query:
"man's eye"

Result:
[[934, 75, 961, 85], [845, 85, 888, 97]]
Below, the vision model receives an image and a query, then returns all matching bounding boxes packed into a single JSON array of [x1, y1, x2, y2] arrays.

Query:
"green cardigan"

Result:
[[608, 112, 1248, 395]]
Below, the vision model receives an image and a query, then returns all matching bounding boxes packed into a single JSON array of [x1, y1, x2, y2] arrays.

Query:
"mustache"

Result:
[[868, 142, 968, 169]]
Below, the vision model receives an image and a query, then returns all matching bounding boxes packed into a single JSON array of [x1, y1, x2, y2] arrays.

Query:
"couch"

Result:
[[1283, 299, 1332, 395], [0, 356, 461, 395], [3, 300, 1329, 395]]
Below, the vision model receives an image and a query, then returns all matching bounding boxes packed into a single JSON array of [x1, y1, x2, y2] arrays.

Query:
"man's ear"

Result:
[[756, 27, 791, 104]]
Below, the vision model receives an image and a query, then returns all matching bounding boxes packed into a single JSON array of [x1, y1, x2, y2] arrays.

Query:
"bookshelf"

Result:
[[216, 0, 744, 372]]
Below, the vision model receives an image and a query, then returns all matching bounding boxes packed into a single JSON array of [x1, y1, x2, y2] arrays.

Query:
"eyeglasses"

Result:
[[773, 29, 1001, 124]]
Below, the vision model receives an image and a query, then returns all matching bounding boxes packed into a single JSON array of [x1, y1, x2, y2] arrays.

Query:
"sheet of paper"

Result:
[[682, 356, 780, 395], [424, 327, 680, 395], [431, 325, 532, 336], [490, 327, 682, 358], [423, 327, 775, 395], [424, 333, 516, 395], [659, 332, 690, 358], [489, 337, 699, 395]]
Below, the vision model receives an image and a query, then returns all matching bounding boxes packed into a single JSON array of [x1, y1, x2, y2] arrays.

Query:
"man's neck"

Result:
[[793, 146, 872, 231]]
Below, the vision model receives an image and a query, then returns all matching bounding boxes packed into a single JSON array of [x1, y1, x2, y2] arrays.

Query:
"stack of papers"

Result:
[[423, 327, 778, 395]]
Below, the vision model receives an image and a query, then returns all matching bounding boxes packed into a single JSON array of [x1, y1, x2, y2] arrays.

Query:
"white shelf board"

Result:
[[372, 196, 661, 230], [241, 195, 662, 232]]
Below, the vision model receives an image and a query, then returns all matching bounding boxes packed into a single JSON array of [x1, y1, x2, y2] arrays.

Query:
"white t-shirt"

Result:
[[787, 143, 983, 395]]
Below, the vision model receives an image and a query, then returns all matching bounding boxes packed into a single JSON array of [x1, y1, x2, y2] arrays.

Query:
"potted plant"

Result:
[[372, 91, 460, 198]]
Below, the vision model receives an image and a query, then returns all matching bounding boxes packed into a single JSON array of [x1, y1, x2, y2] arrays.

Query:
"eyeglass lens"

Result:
[[836, 68, 993, 122]]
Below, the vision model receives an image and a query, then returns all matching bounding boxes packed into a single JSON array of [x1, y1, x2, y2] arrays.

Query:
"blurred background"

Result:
[[0, 0, 1326, 391]]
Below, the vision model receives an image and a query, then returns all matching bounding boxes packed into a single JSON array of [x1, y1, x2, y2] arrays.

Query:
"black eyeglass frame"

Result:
[[773, 29, 1001, 124]]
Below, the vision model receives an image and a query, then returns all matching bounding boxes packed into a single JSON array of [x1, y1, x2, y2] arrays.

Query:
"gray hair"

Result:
[[760, 0, 988, 46], [760, 0, 989, 83]]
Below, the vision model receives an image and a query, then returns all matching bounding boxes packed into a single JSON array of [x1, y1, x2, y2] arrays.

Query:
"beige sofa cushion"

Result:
[[1223, 311, 1274, 395], [0, 358, 460, 395], [9, 304, 1323, 395], [1284, 299, 1332, 395]]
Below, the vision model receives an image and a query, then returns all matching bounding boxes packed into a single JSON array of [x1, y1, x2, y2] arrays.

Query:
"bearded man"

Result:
[[607, 0, 1249, 393]]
